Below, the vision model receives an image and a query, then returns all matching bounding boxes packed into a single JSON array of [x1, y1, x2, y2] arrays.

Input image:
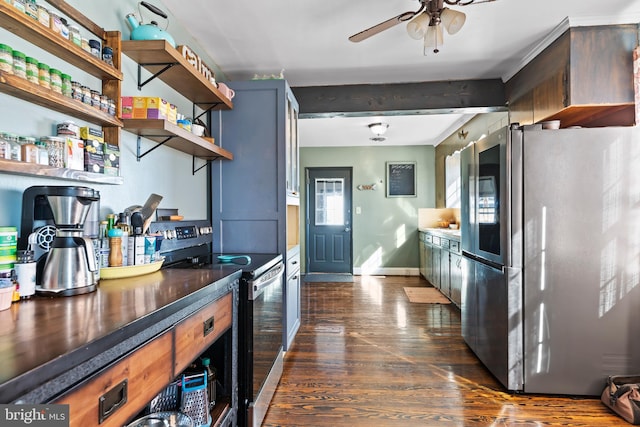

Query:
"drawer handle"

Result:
[[291, 260, 298, 265], [99, 379, 128, 423], [203, 316, 215, 337]]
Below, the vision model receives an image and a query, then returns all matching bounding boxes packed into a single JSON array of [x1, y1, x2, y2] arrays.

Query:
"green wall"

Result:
[[300, 145, 435, 274]]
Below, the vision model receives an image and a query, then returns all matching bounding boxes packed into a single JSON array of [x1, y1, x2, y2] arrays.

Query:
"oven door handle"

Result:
[[249, 262, 285, 300]]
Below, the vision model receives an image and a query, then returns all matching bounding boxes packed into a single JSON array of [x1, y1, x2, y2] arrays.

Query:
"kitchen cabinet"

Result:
[[51, 276, 239, 427], [285, 245, 301, 350], [419, 229, 461, 307], [506, 24, 637, 128], [121, 40, 233, 167], [210, 79, 301, 350], [0, 2, 123, 184]]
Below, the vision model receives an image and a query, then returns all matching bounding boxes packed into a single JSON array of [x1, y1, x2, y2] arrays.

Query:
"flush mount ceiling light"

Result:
[[369, 122, 389, 141], [349, 0, 497, 54]]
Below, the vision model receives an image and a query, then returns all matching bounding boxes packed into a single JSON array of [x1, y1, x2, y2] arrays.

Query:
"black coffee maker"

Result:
[[20, 186, 101, 295]]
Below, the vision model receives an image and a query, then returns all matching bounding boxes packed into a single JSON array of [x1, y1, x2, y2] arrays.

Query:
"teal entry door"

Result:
[[306, 167, 353, 273]]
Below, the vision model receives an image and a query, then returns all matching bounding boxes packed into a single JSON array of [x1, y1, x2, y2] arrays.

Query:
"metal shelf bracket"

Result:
[[192, 156, 209, 175], [136, 135, 176, 161], [137, 62, 178, 90]]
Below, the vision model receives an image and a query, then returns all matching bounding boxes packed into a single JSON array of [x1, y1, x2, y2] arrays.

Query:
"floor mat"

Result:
[[403, 287, 451, 304], [304, 273, 354, 283]]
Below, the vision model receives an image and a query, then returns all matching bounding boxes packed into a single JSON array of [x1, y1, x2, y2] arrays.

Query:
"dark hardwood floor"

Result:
[[263, 275, 626, 426]]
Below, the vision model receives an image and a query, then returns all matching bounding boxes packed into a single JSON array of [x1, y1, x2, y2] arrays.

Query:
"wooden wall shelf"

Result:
[[123, 119, 233, 161], [0, 3, 122, 81], [0, 159, 124, 184], [121, 40, 232, 109], [0, 71, 123, 127]]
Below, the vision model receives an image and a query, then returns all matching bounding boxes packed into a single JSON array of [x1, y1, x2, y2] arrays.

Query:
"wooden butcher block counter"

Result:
[[0, 264, 242, 426]]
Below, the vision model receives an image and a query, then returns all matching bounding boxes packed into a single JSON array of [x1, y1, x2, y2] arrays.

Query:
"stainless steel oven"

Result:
[[242, 258, 284, 427]]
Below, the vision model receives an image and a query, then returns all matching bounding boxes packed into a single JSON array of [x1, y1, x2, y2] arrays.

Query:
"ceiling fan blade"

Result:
[[349, 11, 416, 43]]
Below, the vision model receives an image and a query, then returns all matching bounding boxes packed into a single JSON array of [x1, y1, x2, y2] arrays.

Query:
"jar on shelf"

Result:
[[19, 136, 38, 163], [0, 44, 12, 73], [61, 73, 72, 98], [81, 85, 91, 105], [25, 56, 38, 84], [71, 81, 82, 101], [5, 133, 21, 162], [24, 0, 37, 20], [50, 68, 62, 94], [59, 17, 70, 40], [41, 136, 64, 168], [12, 0, 26, 14], [0, 133, 11, 160], [81, 38, 90, 54], [68, 25, 82, 47], [38, 62, 50, 89], [108, 98, 116, 116], [35, 139, 48, 165], [36, 4, 49, 26], [99, 95, 109, 113], [12, 50, 26, 79], [49, 11, 63, 36], [88, 39, 101, 58], [102, 46, 114, 66], [90, 90, 100, 109]]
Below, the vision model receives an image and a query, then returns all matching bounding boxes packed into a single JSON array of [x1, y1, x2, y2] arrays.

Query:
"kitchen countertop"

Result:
[[419, 227, 461, 239], [0, 264, 243, 404]]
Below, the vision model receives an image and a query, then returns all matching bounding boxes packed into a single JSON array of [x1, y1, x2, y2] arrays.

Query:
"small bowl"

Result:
[[541, 120, 561, 130], [449, 224, 459, 230]]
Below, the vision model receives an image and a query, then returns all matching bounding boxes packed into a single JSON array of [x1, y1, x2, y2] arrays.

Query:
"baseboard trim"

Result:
[[353, 267, 420, 276]]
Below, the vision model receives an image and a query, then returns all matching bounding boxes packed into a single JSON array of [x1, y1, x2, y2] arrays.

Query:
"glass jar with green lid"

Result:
[[25, 0, 37, 19], [61, 73, 72, 97], [35, 139, 48, 165], [38, 62, 50, 89], [0, 133, 11, 160], [25, 56, 38, 84], [12, 50, 26, 79], [4, 133, 21, 162], [0, 44, 12, 73], [50, 68, 62, 94], [12, 0, 26, 13], [41, 136, 64, 167]]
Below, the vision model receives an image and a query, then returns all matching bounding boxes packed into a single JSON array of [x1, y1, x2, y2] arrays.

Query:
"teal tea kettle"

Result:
[[125, 1, 176, 47]]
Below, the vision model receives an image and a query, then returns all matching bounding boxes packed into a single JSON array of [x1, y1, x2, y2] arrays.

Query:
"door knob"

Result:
[[345, 227, 351, 232]]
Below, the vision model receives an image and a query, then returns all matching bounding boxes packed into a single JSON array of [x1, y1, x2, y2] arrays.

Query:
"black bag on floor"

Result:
[[601, 375, 640, 424]]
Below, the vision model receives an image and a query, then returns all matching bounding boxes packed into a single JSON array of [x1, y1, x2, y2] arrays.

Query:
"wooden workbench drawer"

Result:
[[54, 331, 173, 427], [174, 293, 232, 374]]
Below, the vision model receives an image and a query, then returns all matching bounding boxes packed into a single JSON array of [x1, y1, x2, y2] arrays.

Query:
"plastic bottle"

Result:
[[201, 357, 216, 409], [99, 220, 110, 268], [108, 228, 123, 267], [14, 250, 36, 299]]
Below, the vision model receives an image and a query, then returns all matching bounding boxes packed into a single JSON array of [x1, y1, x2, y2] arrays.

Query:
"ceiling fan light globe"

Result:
[[424, 24, 444, 50], [406, 12, 431, 40], [440, 8, 466, 35]]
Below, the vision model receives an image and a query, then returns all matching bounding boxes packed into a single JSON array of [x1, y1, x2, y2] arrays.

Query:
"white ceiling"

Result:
[[160, 0, 640, 146]]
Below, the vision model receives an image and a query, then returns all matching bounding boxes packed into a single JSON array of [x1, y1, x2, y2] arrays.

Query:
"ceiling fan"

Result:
[[349, 0, 497, 54]]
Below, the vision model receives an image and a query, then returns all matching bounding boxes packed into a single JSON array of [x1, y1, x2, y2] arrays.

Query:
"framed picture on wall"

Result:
[[386, 161, 416, 197]]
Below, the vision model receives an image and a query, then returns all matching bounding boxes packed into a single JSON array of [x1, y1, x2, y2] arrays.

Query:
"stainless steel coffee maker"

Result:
[[27, 186, 101, 296]]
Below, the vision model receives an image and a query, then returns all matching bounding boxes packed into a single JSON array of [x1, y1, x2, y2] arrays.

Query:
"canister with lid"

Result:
[[49, 11, 63, 36], [81, 85, 91, 105], [25, 56, 38, 84], [12, 0, 25, 13], [71, 81, 82, 101], [90, 90, 100, 108], [0, 133, 11, 160], [100, 95, 109, 113], [38, 62, 50, 89], [19, 136, 38, 163], [35, 139, 48, 165], [36, 4, 49, 26], [59, 17, 70, 40], [15, 250, 36, 299], [50, 68, 62, 94], [12, 50, 26, 79], [0, 43, 12, 73], [88, 39, 101, 58], [61, 73, 72, 97], [102, 46, 114, 66], [25, 0, 37, 19], [69, 25, 82, 47], [81, 38, 90, 53], [41, 136, 64, 167], [5, 133, 21, 161]]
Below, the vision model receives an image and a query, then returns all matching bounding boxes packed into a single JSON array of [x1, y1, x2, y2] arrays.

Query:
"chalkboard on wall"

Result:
[[386, 161, 416, 197]]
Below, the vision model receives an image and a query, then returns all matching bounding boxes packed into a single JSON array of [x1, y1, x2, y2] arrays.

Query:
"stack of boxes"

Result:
[[79, 126, 120, 176], [121, 96, 177, 124]]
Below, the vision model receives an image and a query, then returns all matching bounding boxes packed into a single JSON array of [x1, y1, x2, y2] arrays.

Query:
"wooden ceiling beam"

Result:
[[292, 79, 507, 118]]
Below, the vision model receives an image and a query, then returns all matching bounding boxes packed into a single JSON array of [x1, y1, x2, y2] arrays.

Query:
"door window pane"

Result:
[[315, 178, 344, 225]]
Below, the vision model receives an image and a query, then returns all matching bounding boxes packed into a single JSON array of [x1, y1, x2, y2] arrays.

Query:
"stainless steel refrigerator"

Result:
[[460, 123, 640, 395]]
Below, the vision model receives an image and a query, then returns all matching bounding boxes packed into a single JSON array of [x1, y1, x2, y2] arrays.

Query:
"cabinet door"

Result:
[[285, 91, 299, 195], [450, 253, 462, 307], [419, 234, 426, 278], [174, 293, 233, 374], [432, 246, 441, 289], [285, 269, 301, 350], [440, 249, 450, 298], [55, 331, 173, 427]]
